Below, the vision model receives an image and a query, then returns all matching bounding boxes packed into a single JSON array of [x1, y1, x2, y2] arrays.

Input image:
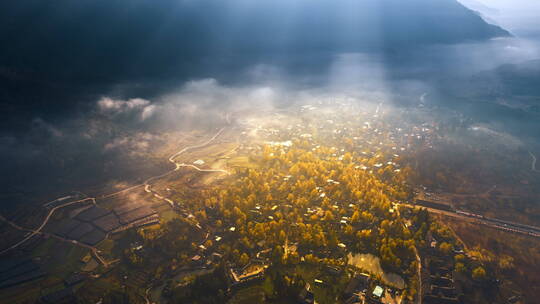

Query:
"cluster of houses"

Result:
[[241, 103, 431, 168], [227, 260, 267, 288], [343, 272, 395, 304], [423, 258, 459, 304], [343, 273, 371, 303], [54, 201, 159, 246], [298, 282, 316, 304], [423, 233, 460, 304]]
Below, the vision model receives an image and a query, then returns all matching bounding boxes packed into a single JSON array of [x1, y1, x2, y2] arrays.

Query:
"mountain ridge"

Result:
[[0, 0, 509, 82]]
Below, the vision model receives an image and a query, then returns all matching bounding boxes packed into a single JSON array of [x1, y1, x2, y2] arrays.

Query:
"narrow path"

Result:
[[176, 164, 229, 174], [144, 287, 152, 304], [168, 128, 225, 164], [395, 205, 421, 304], [0, 127, 228, 257], [0, 197, 96, 255], [445, 224, 469, 252], [0, 206, 109, 266], [414, 247, 422, 304], [101, 127, 226, 200], [143, 127, 229, 207], [402, 203, 540, 238]]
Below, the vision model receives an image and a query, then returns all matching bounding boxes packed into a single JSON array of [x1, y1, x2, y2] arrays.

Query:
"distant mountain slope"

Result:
[[456, 0, 503, 29], [0, 0, 509, 82], [0, 0, 510, 128], [458, 0, 500, 16], [470, 60, 540, 96]]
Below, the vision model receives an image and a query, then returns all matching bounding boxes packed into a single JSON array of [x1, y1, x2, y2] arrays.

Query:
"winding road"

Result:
[[168, 128, 225, 164], [143, 127, 229, 207], [0, 127, 229, 261], [175, 164, 229, 174], [395, 205, 422, 304], [414, 247, 422, 304], [101, 127, 227, 200], [0, 197, 110, 266], [0, 197, 96, 255], [401, 202, 540, 238]]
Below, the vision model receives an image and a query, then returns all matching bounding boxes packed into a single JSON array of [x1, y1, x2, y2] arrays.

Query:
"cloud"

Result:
[[103, 132, 160, 156], [468, 124, 523, 148], [141, 104, 157, 121], [31, 118, 64, 138], [97, 97, 157, 121], [98, 97, 149, 111]]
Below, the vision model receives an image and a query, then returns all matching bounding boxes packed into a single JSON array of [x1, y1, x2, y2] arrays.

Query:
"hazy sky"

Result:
[[1, 0, 539, 207], [461, 0, 540, 35]]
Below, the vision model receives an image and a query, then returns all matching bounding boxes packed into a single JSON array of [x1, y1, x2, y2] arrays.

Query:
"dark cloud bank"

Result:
[[0, 0, 508, 120], [1, 0, 539, 209]]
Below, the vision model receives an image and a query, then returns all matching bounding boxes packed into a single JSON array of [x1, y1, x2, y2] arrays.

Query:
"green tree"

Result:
[[323, 210, 334, 221], [439, 242, 453, 255], [472, 266, 486, 281], [455, 262, 467, 273], [239, 253, 249, 266]]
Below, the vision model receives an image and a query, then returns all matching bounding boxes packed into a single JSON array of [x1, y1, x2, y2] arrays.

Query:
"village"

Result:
[[0, 102, 516, 304]]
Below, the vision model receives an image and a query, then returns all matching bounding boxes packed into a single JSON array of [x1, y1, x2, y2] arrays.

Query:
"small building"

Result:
[[193, 159, 205, 165], [228, 261, 267, 287], [372, 285, 384, 298], [324, 265, 341, 276], [298, 283, 315, 304], [211, 252, 223, 261], [343, 273, 370, 300], [191, 255, 202, 262]]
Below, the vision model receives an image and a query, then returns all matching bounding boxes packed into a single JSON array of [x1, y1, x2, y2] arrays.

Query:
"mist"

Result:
[[1, 0, 540, 210], [460, 0, 540, 37]]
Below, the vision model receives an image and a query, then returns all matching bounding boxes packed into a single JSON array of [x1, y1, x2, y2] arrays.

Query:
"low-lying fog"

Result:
[[1, 0, 539, 210]]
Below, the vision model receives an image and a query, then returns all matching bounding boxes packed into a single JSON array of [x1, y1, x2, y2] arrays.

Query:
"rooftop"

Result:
[[373, 285, 384, 298]]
